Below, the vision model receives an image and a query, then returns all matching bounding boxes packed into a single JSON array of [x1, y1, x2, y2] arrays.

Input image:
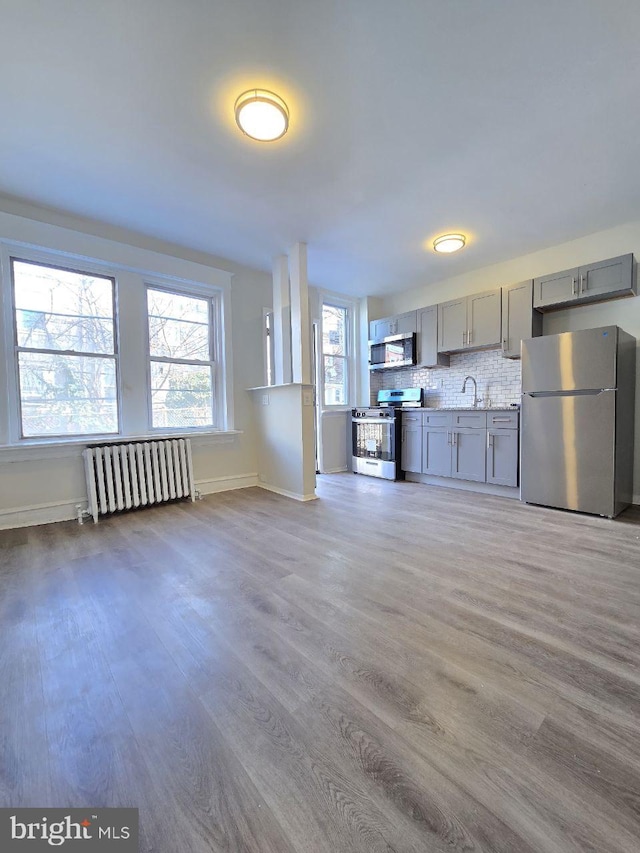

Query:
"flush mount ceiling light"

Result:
[[433, 233, 466, 254], [234, 89, 289, 141]]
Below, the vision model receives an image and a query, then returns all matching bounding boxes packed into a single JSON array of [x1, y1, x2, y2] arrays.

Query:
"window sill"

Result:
[[0, 430, 242, 462]]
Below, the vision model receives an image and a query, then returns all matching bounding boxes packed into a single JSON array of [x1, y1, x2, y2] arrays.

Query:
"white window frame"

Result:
[[11, 256, 121, 441], [0, 237, 232, 448], [145, 282, 223, 432], [319, 295, 356, 410]]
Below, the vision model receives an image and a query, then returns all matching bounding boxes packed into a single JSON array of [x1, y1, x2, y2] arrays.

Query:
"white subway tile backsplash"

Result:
[[370, 347, 521, 408]]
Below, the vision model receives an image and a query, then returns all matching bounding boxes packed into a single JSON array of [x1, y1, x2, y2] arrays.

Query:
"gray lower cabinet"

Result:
[[404, 409, 519, 487], [422, 426, 451, 476], [487, 428, 519, 487], [533, 253, 635, 310], [401, 413, 423, 473], [451, 428, 486, 482]]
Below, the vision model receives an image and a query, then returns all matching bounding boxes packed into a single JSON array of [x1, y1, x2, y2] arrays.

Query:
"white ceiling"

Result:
[[1, 0, 639, 297]]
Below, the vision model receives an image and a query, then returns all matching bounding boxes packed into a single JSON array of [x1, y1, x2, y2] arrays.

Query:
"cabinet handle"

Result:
[[572, 276, 577, 296], [447, 431, 451, 446], [462, 331, 467, 345], [468, 330, 472, 345], [452, 432, 457, 447], [492, 417, 511, 423], [487, 431, 491, 449], [579, 273, 584, 294]]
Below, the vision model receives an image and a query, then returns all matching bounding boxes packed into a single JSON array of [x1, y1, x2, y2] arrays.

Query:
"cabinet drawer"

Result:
[[487, 410, 519, 429], [401, 412, 422, 424], [452, 411, 486, 428], [422, 411, 452, 426]]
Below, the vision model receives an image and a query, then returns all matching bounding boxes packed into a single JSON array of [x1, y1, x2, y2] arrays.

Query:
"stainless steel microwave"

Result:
[[369, 332, 416, 370]]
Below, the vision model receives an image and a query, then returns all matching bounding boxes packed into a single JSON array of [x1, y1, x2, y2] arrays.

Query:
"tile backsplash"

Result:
[[370, 347, 522, 408]]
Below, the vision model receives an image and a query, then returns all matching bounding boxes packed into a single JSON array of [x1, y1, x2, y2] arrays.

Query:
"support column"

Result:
[[272, 255, 291, 385], [289, 242, 311, 385]]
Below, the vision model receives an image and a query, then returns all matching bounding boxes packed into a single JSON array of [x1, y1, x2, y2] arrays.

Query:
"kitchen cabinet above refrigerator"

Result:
[[533, 253, 636, 310]]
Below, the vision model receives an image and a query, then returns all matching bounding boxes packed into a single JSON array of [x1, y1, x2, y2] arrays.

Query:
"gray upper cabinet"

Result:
[[369, 310, 417, 340], [533, 267, 579, 309], [468, 290, 501, 348], [417, 306, 450, 368], [533, 253, 635, 310], [438, 289, 501, 353], [501, 280, 542, 359], [437, 297, 468, 352], [394, 311, 417, 335], [580, 255, 634, 301]]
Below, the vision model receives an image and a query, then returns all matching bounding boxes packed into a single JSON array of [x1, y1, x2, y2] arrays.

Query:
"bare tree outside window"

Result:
[[147, 288, 215, 428], [322, 303, 348, 406], [13, 259, 118, 437]]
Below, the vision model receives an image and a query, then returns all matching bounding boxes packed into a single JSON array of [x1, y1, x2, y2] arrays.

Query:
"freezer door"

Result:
[[521, 389, 616, 516], [522, 326, 618, 393]]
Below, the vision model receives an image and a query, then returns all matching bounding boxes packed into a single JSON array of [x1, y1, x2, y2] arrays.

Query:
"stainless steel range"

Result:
[[352, 388, 423, 480]]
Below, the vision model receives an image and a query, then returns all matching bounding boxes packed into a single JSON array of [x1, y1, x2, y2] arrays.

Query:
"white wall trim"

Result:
[[0, 498, 84, 530], [322, 466, 349, 474], [195, 473, 258, 495], [0, 473, 260, 530], [258, 483, 318, 502]]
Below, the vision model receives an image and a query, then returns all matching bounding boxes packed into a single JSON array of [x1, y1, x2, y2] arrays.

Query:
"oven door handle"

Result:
[[352, 418, 395, 426]]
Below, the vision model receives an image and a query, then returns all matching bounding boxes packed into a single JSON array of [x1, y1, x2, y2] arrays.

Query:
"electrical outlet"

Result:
[[262, 394, 270, 405]]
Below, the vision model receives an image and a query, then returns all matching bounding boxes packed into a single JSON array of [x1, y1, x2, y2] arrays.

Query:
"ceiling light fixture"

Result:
[[433, 233, 466, 254], [234, 89, 289, 141]]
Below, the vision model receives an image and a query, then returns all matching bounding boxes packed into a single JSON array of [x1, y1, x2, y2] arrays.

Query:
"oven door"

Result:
[[352, 417, 397, 479]]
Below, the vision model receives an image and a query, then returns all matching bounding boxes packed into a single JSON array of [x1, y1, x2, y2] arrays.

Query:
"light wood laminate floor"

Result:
[[1, 473, 640, 852]]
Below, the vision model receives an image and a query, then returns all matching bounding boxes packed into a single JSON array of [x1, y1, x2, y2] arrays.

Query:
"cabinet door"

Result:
[[468, 289, 501, 348], [401, 415, 422, 473], [486, 429, 518, 487], [501, 280, 542, 359], [579, 254, 634, 301], [418, 306, 450, 368], [394, 311, 417, 335], [451, 429, 486, 482], [437, 298, 467, 352], [422, 427, 452, 476], [533, 267, 579, 309], [370, 318, 393, 340]]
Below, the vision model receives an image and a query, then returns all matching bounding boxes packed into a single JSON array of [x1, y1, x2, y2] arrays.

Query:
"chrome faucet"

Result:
[[461, 375, 481, 408]]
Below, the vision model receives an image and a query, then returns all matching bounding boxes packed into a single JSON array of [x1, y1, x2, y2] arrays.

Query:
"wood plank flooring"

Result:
[[1, 473, 640, 852]]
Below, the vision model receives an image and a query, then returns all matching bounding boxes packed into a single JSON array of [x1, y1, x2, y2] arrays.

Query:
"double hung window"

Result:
[[12, 259, 118, 437]]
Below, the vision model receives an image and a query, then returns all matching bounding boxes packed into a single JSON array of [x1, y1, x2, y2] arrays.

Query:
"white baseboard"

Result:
[[0, 474, 260, 530], [321, 466, 348, 474], [258, 483, 317, 502], [0, 498, 85, 530], [195, 473, 259, 495]]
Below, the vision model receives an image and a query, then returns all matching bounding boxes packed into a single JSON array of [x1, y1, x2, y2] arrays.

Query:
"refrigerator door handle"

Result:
[[522, 389, 614, 398]]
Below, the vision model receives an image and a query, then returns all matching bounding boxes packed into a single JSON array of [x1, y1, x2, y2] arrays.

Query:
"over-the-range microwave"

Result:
[[369, 332, 416, 370]]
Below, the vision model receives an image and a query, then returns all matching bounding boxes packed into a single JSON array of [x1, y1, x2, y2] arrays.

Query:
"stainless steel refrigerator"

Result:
[[521, 326, 636, 518]]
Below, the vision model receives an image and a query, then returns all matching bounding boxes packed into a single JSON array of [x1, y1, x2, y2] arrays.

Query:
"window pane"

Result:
[[18, 352, 118, 437], [322, 304, 347, 356], [147, 289, 210, 360], [13, 260, 114, 354], [150, 362, 213, 428], [323, 355, 347, 406]]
